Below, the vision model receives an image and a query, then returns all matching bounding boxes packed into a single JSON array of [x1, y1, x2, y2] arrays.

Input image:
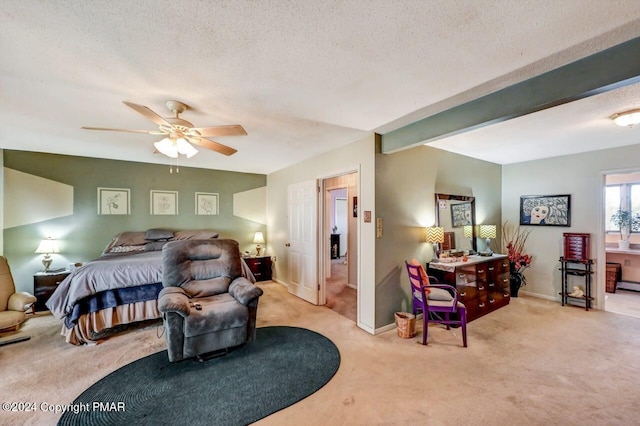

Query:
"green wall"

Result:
[[3, 150, 266, 293], [374, 143, 502, 328]]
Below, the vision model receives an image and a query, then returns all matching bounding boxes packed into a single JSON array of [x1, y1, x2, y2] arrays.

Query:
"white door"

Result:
[[288, 179, 318, 304]]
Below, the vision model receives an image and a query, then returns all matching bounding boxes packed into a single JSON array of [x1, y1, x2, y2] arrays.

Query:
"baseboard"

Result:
[[347, 283, 357, 290], [518, 290, 560, 302], [374, 322, 396, 335]]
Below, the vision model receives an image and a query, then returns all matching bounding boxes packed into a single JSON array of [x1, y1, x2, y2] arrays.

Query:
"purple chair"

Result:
[[404, 261, 467, 347]]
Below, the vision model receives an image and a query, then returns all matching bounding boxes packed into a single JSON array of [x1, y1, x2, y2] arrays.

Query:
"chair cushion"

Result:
[[413, 287, 453, 302], [428, 288, 454, 301], [183, 293, 248, 338], [0, 310, 26, 330], [428, 300, 466, 310]]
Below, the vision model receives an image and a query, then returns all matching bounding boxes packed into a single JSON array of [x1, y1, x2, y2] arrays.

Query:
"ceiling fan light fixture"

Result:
[[176, 138, 198, 158], [610, 109, 640, 127], [154, 138, 178, 158]]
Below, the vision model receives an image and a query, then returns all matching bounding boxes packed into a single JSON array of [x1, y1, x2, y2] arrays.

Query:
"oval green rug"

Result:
[[58, 326, 340, 426]]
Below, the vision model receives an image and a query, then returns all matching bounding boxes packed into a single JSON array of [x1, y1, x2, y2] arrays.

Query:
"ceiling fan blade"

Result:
[[189, 137, 237, 156], [123, 101, 172, 127], [81, 126, 156, 134], [190, 125, 247, 137]]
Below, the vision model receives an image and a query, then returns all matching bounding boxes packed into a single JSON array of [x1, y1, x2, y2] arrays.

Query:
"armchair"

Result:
[[405, 260, 467, 347], [0, 256, 37, 332], [158, 239, 264, 362]]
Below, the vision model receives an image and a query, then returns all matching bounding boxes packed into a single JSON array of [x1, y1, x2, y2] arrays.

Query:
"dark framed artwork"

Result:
[[353, 196, 358, 218], [450, 202, 472, 227], [520, 194, 571, 227]]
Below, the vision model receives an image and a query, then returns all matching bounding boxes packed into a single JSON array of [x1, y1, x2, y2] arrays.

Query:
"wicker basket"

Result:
[[395, 312, 416, 338], [606, 265, 619, 293]]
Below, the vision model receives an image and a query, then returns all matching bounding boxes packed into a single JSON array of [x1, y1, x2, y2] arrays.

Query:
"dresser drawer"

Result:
[[457, 285, 478, 303]]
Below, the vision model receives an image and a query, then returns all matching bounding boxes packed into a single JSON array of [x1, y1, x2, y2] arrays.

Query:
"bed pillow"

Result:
[[109, 245, 146, 253], [172, 230, 220, 240], [102, 231, 148, 253], [145, 241, 168, 251], [144, 229, 174, 241]]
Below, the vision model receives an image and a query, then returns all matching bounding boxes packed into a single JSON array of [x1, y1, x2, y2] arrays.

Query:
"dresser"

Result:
[[428, 254, 510, 322]]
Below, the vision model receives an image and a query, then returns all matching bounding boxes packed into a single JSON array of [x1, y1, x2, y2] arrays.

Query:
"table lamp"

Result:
[[479, 225, 496, 255], [35, 237, 59, 272], [464, 225, 474, 249], [253, 232, 266, 256], [425, 226, 445, 260]]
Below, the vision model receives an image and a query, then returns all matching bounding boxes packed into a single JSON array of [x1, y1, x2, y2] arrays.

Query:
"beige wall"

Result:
[[502, 144, 640, 308], [267, 134, 377, 333], [375, 143, 502, 328], [0, 150, 3, 254]]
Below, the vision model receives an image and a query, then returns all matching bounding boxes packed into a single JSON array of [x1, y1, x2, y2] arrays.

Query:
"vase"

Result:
[[618, 239, 631, 250], [510, 273, 522, 297]]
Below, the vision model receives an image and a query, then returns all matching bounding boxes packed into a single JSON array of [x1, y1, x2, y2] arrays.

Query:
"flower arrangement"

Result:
[[502, 221, 533, 291]]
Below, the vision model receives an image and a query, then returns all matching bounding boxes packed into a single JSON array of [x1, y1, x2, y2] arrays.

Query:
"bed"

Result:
[[46, 229, 230, 345]]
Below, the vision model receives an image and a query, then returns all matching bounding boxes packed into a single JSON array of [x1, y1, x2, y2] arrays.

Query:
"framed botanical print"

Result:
[[150, 190, 178, 215], [97, 187, 130, 215], [195, 192, 219, 215]]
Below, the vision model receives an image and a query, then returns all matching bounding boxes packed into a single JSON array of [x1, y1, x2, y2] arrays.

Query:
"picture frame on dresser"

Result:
[[450, 202, 472, 227], [520, 194, 571, 227]]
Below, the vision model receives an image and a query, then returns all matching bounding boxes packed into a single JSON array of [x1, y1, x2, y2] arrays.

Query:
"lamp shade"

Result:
[[425, 226, 444, 244], [611, 109, 640, 127], [176, 138, 199, 158], [154, 138, 179, 158], [35, 238, 59, 254], [479, 225, 496, 239], [253, 232, 266, 244], [464, 225, 473, 238]]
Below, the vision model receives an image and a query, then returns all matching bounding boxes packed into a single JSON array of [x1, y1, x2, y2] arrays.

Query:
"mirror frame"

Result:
[[434, 193, 477, 252]]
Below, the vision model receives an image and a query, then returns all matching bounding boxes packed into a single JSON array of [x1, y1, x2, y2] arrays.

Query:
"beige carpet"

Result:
[[325, 257, 357, 322], [1, 282, 639, 426]]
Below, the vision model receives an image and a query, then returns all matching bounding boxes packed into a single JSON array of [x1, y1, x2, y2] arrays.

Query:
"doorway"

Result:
[[603, 171, 640, 318], [323, 173, 357, 322]]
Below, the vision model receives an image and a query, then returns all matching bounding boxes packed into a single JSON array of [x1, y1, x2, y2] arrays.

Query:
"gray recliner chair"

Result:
[[158, 239, 264, 362]]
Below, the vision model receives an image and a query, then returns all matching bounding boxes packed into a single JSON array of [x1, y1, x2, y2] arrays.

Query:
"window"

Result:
[[606, 182, 640, 232], [605, 185, 621, 231]]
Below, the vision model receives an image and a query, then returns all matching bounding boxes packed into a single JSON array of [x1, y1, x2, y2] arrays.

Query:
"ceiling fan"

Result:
[[82, 100, 246, 157]]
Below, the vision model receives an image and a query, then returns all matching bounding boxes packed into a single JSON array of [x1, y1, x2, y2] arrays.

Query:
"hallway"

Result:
[[325, 257, 356, 322]]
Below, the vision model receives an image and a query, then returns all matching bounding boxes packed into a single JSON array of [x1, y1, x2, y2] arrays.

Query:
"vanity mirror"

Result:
[[435, 193, 477, 253]]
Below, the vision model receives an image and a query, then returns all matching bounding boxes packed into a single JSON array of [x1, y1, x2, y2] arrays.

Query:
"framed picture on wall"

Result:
[[450, 202, 472, 227], [195, 192, 219, 215], [520, 194, 571, 226], [150, 190, 178, 215], [97, 187, 130, 215]]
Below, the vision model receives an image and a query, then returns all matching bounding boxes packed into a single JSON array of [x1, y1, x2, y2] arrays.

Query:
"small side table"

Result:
[[244, 256, 273, 282], [34, 270, 70, 312], [559, 257, 594, 311]]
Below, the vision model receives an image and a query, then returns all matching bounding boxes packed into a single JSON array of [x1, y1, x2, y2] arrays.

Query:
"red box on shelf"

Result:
[[563, 233, 590, 261]]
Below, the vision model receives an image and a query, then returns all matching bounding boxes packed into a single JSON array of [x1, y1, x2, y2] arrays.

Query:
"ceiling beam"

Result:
[[381, 37, 640, 153]]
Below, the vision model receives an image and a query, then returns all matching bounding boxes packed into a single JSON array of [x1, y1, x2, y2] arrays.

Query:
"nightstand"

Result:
[[34, 270, 70, 312], [244, 256, 272, 282]]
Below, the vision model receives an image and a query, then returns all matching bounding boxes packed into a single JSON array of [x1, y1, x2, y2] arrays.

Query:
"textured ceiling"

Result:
[[1, 0, 639, 174]]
